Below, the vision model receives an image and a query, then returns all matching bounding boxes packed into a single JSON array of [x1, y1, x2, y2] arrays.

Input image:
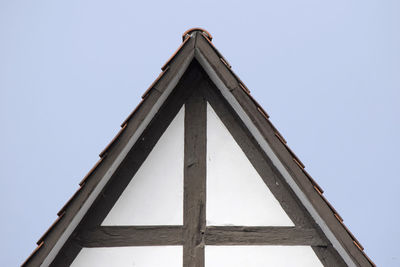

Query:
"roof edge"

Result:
[[22, 34, 197, 267], [193, 32, 374, 267]]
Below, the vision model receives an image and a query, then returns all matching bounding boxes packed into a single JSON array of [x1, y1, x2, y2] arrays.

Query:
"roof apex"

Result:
[[182, 28, 212, 42]]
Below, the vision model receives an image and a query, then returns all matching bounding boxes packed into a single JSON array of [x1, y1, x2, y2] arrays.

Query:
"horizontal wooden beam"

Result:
[[75, 226, 184, 247], [76, 226, 326, 247], [205, 226, 327, 246]]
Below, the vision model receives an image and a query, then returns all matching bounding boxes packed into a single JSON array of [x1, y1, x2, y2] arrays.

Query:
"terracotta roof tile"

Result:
[[183, 28, 212, 42], [302, 169, 324, 194], [161, 36, 191, 71], [120, 98, 145, 127], [37, 211, 65, 245], [239, 82, 251, 94], [98, 123, 128, 158], [78, 157, 105, 187], [141, 66, 170, 99], [22, 241, 44, 267]]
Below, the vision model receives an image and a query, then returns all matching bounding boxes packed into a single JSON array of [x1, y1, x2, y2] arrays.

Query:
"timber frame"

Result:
[[23, 29, 375, 267]]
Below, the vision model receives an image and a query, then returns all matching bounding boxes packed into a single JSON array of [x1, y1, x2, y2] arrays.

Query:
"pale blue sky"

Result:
[[1, 1, 399, 266]]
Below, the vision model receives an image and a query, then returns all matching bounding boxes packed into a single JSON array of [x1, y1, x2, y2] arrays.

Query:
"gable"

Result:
[[23, 29, 374, 267]]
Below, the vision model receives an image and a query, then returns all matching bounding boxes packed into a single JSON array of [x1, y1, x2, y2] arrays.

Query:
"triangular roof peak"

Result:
[[23, 29, 374, 267], [182, 28, 213, 41]]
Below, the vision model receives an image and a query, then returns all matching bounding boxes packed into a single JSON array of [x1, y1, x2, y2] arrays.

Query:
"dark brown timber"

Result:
[[312, 245, 349, 267], [76, 226, 183, 247], [205, 226, 326, 246], [183, 88, 207, 266], [75, 226, 328, 247]]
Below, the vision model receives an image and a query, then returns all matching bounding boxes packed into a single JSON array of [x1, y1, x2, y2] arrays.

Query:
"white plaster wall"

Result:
[[205, 246, 323, 267], [102, 107, 184, 225], [70, 246, 182, 267], [206, 104, 293, 226]]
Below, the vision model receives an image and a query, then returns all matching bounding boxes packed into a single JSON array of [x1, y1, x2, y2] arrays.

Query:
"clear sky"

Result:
[[1, 0, 399, 266]]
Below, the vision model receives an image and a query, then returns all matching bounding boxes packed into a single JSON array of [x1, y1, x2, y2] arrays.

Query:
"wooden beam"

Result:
[[75, 226, 183, 247], [205, 226, 327, 246], [313, 245, 348, 266], [75, 225, 327, 248], [183, 86, 207, 266]]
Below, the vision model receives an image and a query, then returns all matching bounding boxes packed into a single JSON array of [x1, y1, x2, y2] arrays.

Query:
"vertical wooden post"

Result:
[[183, 91, 207, 267]]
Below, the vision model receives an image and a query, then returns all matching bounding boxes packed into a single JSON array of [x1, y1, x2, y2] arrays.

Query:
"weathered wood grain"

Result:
[[75, 226, 183, 247], [183, 87, 207, 267], [205, 226, 326, 246], [313, 245, 348, 267]]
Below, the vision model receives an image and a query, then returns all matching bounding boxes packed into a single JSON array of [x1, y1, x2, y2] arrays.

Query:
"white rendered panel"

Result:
[[206, 104, 293, 226], [71, 246, 182, 267], [205, 246, 323, 267], [102, 107, 184, 225]]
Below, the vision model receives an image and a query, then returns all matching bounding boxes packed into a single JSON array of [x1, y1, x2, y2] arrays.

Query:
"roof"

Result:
[[22, 28, 375, 267]]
